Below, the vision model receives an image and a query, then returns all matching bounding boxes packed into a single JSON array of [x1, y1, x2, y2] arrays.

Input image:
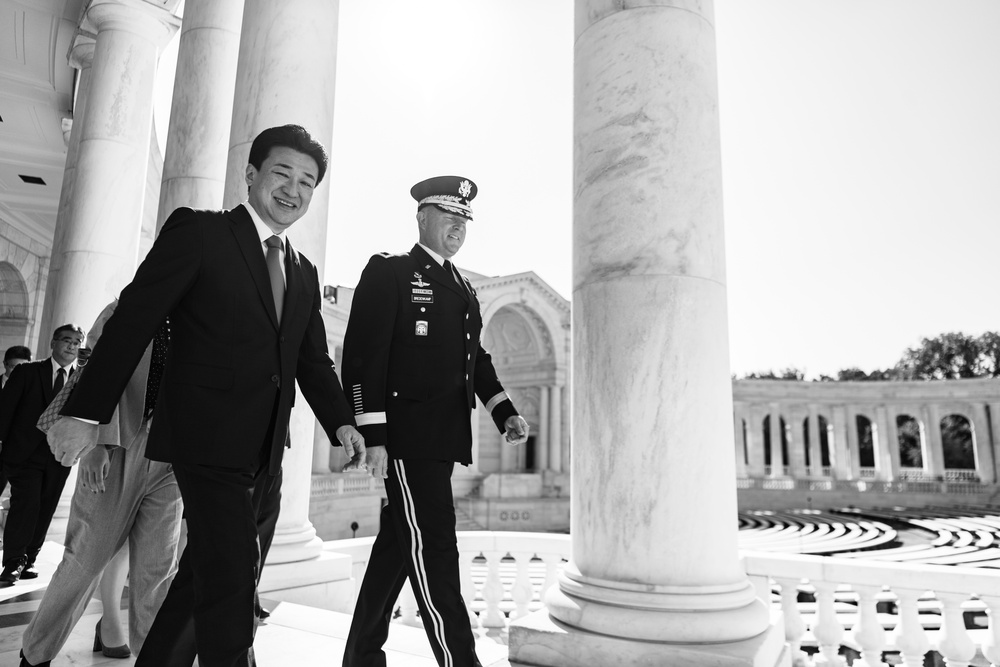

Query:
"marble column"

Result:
[[845, 406, 862, 478], [768, 403, 783, 475], [807, 403, 821, 476], [923, 404, 945, 478], [222, 0, 340, 564], [510, 3, 775, 663], [38, 37, 95, 348], [732, 402, 747, 478], [989, 403, 1000, 482], [549, 385, 563, 474], [831, 405, 852, 480], [746, 405, 766, 477], [972, 404, 994, 483], [874, 405, 895, 481], [41, 1, 179, 339], [787, 406, 806, 479], [537, 385, 550, 471], [156, 0, 244, 228]]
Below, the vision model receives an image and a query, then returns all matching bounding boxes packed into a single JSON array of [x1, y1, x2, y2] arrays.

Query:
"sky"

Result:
[[157, 1, 1000, 380]]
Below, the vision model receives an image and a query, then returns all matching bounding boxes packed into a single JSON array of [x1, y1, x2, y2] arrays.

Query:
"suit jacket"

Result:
[[62, 205, 354, 473], [0, 358, 62, 465], [342, 244, 518, 464]]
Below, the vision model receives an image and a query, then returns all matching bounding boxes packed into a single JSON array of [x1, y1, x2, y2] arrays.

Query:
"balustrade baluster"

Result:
[[851, 584, 887, 667], [398, 579, 420, 627], [540, 553, 561, 601], [775, 577, 811, 667], [979, 595, 1000, 667], [510, 551, 534, 620], [892, 588, 931, 667], [811, 581, 846, 666], [936, 592, 977, 667], [481, 550, 506, 628], [459, 549, 479, 626]]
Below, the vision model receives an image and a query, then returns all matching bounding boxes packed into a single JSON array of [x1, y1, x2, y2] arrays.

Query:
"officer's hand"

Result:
[[336, 425, 365, 461], [49, 417, 99, 466], [504, 415, 529, 446], [79, 446, 110, 493], [365, 445, 389, 479]]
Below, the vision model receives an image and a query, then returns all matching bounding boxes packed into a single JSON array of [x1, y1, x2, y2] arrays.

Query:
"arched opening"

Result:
[[897, 414, 922, 474], [0, 262, 29, 353], [856, 414, 875, 472], [801, 415, 831, 474], [741, 418, 749, 466], [941, 414, 976, 477], [762, 415, 789, 474]]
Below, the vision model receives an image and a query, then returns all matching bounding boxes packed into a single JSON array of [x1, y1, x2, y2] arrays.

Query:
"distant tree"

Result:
[[897, 416, 922, 467], [895, 332, 984, 380], [742, 367, 805, 381], [835, 367, 899, 382], [941, 414, 975, 469], [978, 332, 1000, 377]]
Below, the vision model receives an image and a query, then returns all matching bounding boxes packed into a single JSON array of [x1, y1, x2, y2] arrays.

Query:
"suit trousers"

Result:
[[2, 447, 71, 567], [136, 458, 279, 667], [343, 458, 481, 667], [21, 427, 182, 663]]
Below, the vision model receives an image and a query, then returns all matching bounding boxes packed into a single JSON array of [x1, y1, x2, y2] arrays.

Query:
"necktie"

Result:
[[144, 321, 170, 420], [444, 260, 462, 287], [265, 235, 285, 322], [53, 367, 65, 394]]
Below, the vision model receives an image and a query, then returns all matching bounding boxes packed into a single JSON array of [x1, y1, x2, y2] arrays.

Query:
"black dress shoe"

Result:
[[0, 560, 25, 586], [19, 564, 38, 580], [19, 649, 50, 667]]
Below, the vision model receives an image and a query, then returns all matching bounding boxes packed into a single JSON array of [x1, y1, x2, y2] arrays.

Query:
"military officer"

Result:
[[341, 175, 529, 667]]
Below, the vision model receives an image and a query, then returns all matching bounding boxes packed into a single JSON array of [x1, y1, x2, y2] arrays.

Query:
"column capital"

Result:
[[83, 0, 181, 48], [68, 35, 97, 69]]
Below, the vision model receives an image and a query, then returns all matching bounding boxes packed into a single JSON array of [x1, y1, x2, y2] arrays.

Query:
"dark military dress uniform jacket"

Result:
[[343, 244, 517, 463]]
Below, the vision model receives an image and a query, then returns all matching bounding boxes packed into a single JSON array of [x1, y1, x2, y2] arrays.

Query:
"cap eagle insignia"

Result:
[[458, 179, 472, 198]]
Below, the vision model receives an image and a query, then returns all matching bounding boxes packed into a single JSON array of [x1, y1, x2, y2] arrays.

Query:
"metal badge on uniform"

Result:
[[411, 272, 433, 302], [415, 320, 429, 336]]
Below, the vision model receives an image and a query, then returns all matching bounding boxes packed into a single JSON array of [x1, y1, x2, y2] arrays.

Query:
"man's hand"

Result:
[[79, 446, 110, 493], [504, 415, 529, 446], [48, 417, 99, 466], [336, 425, 365, 462], [341, 444, 388, 479]]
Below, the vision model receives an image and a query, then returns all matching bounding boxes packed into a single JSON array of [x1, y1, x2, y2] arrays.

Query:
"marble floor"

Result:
[[0, 542, 511, 667]]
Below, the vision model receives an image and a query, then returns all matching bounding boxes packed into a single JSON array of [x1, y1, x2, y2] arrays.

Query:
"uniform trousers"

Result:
[[2, 447, 71, 568], [343, 458, 481, 667], [21, 427, 182, 664], [135, 457, 279, 667]]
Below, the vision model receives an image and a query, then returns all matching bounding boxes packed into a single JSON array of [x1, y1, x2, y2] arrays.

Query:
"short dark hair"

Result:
[[247, 124, 328, 185], [52, 324, 85, 340], [3, 345, 31, 364]]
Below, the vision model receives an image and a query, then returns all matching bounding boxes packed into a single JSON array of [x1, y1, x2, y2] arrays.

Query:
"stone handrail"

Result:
[[736, 477, 990, 495], [328, 531, 1000, 664]]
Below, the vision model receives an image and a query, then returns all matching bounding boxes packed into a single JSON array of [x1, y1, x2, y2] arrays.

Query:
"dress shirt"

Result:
[[245, 202, 287, 285], [51, 357, 76, 386]]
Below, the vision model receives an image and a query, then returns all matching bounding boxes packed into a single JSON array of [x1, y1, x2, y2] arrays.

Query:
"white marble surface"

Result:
[[157, 0, 243, 230]]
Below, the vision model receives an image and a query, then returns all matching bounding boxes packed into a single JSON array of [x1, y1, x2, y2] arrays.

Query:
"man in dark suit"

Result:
[[0, 324, 84, 585], [46, 124, 364, 667], [341, 176, 529, 667], [0, 345, 33, 500]]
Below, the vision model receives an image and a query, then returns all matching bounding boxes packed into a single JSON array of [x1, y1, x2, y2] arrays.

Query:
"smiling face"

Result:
[[417, 206, 468, 259], [245, 146, 319, 233], [50, 330, 83, 367]]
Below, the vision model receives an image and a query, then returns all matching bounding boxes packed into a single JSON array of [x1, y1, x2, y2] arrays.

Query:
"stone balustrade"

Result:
[[326, 531, 1000, 665]]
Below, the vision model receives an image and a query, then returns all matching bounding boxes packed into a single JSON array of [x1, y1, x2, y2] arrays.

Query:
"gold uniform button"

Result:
[[467, 353, 471, 360], [466, 333, 470, 340], [392, 391, 398, 397]]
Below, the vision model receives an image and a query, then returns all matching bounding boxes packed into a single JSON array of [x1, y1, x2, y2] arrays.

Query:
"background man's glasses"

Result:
[[55, 337, 83, 346]]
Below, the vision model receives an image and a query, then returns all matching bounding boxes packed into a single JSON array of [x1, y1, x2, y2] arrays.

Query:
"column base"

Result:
[[509, 608, 790, 667], [267, 522, 324, 564], [258, 550, 355, 613]]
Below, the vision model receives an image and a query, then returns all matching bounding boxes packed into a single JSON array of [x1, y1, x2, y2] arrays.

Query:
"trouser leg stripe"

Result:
[[395, 460, 453, 667]]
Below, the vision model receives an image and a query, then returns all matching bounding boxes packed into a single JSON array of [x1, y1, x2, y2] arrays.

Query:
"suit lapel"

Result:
[[40, 358, 54, 405], [411, 245, 468, 301], [229, 205, 281, 330], [281, 238, 303, 330]]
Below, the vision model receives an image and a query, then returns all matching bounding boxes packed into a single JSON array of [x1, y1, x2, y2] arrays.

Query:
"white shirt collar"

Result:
[[50, 357, 76, 376], [244, 202, 285, 248], [417, 243, 446, 267]]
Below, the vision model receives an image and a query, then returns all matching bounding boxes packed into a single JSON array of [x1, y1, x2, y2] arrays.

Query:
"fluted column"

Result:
[[874, 405, 895, 481], [972, 403, 994, 484], [156, 0, 244, 228], [990, 403, 1000, 482], [845, 405, 862, 478], [807, 403, 822, 476], [768, 403, 783, 475], [537, 385, 550, 471], [222, 0, 340, 564], [41, 0, 179, 338], [746, 404, 766, 477], [549, 385, 563, 473], [732, 402, 747, 477], [787, 406, 806, 479], [923, 403, 945, 478], [39, 38, 96, 348], [511, 3, 773, 663]]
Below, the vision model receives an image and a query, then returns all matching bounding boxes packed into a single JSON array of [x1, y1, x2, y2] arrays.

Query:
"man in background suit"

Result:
[[47, 124, 364, 667], [0, 325, 84, 585], [0, 345, 33, 501], [341, 176, 528, 667]]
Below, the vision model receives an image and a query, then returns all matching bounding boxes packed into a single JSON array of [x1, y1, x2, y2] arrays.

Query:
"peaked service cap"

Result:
[[410, 175, 477, 220]]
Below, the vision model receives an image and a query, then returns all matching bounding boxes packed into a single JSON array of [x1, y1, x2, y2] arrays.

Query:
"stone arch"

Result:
[[896, 413, 922, 469], [762, 415, 789, 473], [478, 303, 555, 474], [801, 415, 831, 472], [856, 414, 875, 470], [941, 412, 975, 471], [0, 262, 30, 352]]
